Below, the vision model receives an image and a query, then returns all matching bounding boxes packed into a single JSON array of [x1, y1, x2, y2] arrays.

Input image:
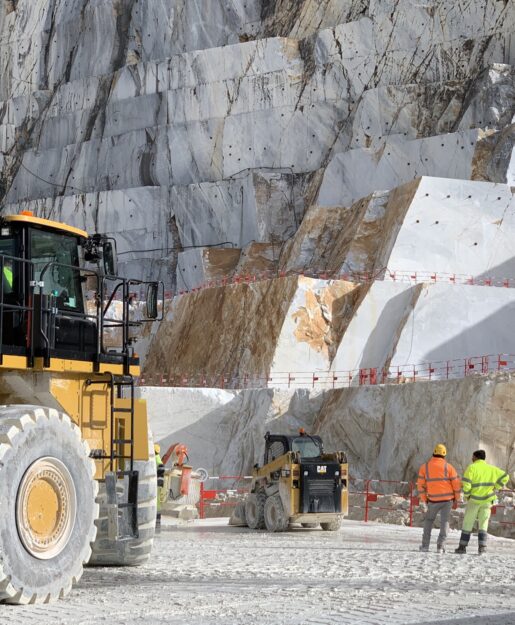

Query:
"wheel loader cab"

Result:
[[0, 213, 164, 367], [0, 214, 96, 360]]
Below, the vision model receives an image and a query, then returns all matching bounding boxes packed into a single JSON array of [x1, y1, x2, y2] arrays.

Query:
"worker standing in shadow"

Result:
[[417, 444, 461, 553]]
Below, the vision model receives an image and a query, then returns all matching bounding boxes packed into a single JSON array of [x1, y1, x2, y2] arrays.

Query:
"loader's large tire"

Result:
[[245, 491, 266, 529], [89, 435, 157, 566], [0, 406, 98, 604], [264, 494, 289, 532], [321, 518, 342, 532]]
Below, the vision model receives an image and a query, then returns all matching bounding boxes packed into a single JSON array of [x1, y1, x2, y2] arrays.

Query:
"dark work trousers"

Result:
[[421, 500, 453, 549]]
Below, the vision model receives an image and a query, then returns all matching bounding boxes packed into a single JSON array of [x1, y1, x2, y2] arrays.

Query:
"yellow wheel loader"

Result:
[[0, 212, 162, 604], [231, 430, 349, 532]]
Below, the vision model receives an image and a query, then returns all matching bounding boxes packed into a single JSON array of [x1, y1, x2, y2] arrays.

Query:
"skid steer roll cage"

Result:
[[0, 251, 164, 373]]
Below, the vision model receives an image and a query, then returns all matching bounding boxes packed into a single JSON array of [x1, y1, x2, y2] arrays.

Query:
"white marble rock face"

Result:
[[1, 0, 514, 290], [138, 376, 515, 485], [1, 0, 515, 345]]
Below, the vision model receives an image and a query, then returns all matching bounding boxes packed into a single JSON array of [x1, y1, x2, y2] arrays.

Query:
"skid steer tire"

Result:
[[321, 519, 342, 532], [264, 495, 289, 532], [301, 523, 319, 529], [245, 491, 266, 529], [89, 435, 157, 566], [0, 406, 98, 604]]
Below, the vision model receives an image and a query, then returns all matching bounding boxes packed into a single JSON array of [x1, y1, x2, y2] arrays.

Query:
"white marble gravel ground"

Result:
[[2, 519, 515, 625]]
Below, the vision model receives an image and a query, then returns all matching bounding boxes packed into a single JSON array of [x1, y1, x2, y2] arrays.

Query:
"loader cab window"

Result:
[[0, 232, 16, 295], [291, 437, 322, 460], [30, 229, 83, 312], [0, 225, 25, 349]]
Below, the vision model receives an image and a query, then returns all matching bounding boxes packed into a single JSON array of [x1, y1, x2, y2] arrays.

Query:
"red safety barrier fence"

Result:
[[138, 353, 515, 389], [197, 477, 515, 528], [199, 476, 253, 519], [162, 267, 515, 300], [491, 489, 515, 527], [349, 478, 417, 526]]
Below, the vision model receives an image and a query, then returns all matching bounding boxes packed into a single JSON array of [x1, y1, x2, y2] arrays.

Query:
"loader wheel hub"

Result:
[[16, 457, 77, 560]]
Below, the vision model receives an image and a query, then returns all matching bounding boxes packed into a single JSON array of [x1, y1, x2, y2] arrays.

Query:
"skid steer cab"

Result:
[[231, 430, 348, 532]]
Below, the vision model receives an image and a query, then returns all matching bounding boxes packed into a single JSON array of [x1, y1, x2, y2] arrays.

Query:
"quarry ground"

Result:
[[3, 519, 515, 625]]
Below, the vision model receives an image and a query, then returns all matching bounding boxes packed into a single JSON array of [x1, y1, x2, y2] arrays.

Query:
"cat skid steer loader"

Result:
[[0, 212, 162, 604], [231, 430, 349, 532]]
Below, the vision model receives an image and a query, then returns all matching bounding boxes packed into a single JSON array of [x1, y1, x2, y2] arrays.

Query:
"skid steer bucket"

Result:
[[229, 501, 247, 526]]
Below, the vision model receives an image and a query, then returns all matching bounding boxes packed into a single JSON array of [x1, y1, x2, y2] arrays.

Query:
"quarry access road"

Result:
[[3, 519, 515, 625]]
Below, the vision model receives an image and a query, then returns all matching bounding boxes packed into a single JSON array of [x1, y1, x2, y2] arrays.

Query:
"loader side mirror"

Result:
[[146, 282, 159, 319], [103, 240, 118, 276]]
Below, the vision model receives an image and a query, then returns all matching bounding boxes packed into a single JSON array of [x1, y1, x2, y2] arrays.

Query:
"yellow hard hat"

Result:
[[434, 443, 447, 456], [154, 443, 161, 454]]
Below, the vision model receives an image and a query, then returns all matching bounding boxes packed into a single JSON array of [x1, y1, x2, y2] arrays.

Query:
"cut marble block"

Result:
[[172, 170, 312, 249], [282, 177, 515, 280], [176, 247, 242, 293], [330, 280, 515, 381], [317, 129, 515, 207]]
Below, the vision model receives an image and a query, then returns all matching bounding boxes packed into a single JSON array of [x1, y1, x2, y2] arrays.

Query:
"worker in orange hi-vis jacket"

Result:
[[417, 444, 461, 553]]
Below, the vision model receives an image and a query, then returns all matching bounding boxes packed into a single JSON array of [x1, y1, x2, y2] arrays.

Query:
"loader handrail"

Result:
[[0, 252, 164, 369]]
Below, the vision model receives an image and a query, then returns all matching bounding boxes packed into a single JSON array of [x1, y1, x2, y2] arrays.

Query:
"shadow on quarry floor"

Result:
[[417, 613, 515, 625], [159, 524, 250, 534]]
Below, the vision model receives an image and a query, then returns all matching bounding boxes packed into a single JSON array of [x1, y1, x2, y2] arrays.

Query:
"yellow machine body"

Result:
[[0, 356, 149, 480], [0, 212, 162, 604], [252, 451, 349, 524]]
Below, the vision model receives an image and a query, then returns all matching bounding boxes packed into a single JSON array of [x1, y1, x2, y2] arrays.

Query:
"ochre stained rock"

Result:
[[292, 278, 361, 360], [143, 276, 299, 381]]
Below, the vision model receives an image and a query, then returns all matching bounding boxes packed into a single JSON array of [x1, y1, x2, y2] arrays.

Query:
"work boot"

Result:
[[437, 546, 446, 554], [455, 530, 471, 554], [419, 545, 429, 552], [478, 530, 487, 555]]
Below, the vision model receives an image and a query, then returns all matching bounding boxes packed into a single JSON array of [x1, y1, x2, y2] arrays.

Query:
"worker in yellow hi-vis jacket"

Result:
[[455, 450, 509, 555]]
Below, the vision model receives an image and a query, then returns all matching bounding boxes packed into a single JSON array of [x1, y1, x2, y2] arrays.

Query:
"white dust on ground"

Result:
[[3, 519, 515, 625]]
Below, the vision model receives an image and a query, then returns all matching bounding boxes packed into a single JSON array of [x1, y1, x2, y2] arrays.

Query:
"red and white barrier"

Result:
[[197, 476, 515, 528], [163, 268, 515, 300], [138, 353, 515, 389], [199, 476, 253, 519]]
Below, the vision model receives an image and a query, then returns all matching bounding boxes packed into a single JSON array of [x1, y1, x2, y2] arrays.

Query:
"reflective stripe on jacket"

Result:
[[462, 460, 509, 504], [417, 457, 461, 503]]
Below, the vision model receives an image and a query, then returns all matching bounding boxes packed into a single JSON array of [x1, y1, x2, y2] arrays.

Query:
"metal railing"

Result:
[[0, 252, 163, 370]]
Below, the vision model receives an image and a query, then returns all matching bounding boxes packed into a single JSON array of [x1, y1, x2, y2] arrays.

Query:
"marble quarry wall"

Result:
[[143, 176, 515, 384], [138, 375, 515, 533], [1, 1, 514, 286], [2, 1, 515, 484], [138, 373, 515, 486]]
